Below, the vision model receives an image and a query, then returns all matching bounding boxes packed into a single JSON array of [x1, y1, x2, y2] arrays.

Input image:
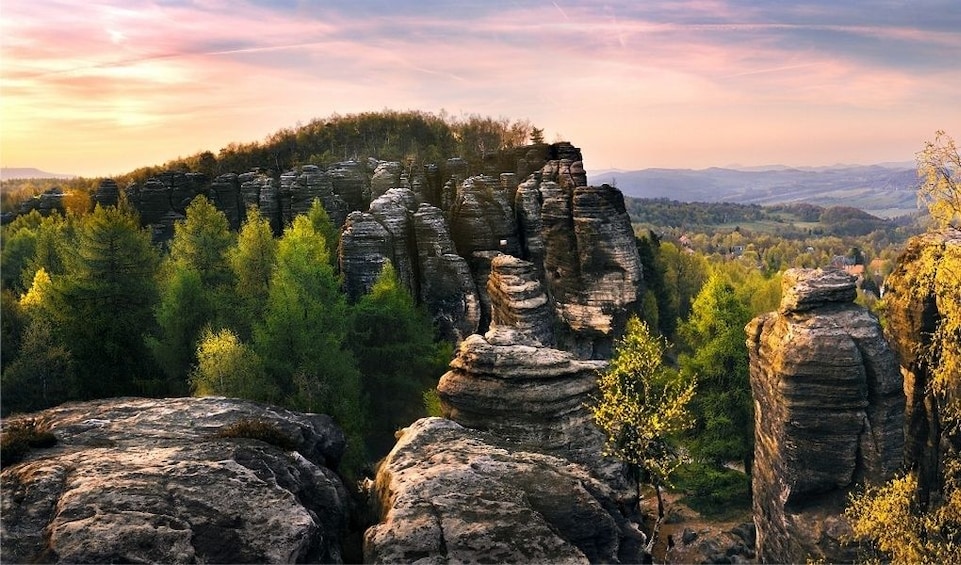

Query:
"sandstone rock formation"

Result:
[[208, 173, 243, 230], [86, 141, 641, 355], [339, 210, 393, 301], [17, 187, 66, 217], [438, 253, 622, 485], [92, 179, 120, 208], [882, 228, 961, 507], [364, 418, 643, 564], [746, 268, 904, 564], [1, 397, 350, 564], [412, 203, 481, 341]]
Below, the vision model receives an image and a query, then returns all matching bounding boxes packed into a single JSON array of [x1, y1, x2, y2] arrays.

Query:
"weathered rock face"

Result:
[[339, 211, 392, 301], [437, 253, 623, 487], [449, 175, 521, 259], [364, 418, 643, 564], [208, 173, 243, 230], [882, 228, 961, 506], [17, 187, 66, 217], [281, 165, 351, 230], [486, 254, 555, 347], [524, 176, 643, 358], [746, 268, 904, 564], [413, 203, 481, 341], [368, 188, 419, 295], [1, 397, 350, 564], [92, 179, 120, 208]]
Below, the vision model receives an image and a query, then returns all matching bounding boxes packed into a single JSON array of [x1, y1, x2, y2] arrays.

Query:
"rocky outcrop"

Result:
[[527, 177, 643, 358], [364, 418, 643, 564], [281, 165, 350, 230], [368, 188, 419, 295], [413, 203, 481, 341], [92, 179, 120, 208], [17, 187, 66, 217], [449, 175, 521, 259], [437, 253, 622, 486], [339, 211, 393, 301], [1, 397, 350, 564], [208, 173, 243, 230], [369, 161, 404, 200], [486, 254, 555, 347], [746, 268, 904, 564], [882, 228, 961, 507]]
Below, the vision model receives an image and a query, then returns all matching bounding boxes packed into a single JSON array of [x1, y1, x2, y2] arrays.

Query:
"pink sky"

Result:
[[2, 0, 959, 178]]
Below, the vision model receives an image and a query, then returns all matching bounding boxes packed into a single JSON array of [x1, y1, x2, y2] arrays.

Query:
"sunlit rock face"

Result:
[[438, 253, 623, 486], [1, 397, 350, 564], [746, 268, 904, 564], [363, 418, 644, 565], [882, 228, 961, 507]]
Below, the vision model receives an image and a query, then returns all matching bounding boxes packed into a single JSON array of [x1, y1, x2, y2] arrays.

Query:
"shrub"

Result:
[[213, 419, 297, 452], [0, 417, 57, 467]]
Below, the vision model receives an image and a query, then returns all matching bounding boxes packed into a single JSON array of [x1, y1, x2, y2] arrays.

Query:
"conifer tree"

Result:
[[348, 261, 449, 456], [49, 204, 160, 398]]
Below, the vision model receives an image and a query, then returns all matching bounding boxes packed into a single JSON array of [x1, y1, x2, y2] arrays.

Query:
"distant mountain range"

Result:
[[588, 163, 920, 218], [1, 167, 77, 181]]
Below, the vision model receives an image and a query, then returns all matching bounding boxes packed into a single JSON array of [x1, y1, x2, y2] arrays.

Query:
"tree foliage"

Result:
[[190, 328, 277, 402], [917, 130, 961, 229], [347, 261, 450, 457], [679, 273, 754, 470], [590, 315, 697, 532], [46, 205, 161, 398]]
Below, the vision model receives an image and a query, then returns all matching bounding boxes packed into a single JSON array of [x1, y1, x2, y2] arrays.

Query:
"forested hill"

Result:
[[119, 110, 538, 187], [625, 198, 917, 237], [591, 164, 917, 218]]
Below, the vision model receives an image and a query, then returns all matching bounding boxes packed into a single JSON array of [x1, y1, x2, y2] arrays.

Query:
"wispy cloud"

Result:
[[2, 0, 959, 176]]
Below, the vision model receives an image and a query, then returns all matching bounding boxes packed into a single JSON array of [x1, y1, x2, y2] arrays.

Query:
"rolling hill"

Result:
[[588, 164, 919, 218]]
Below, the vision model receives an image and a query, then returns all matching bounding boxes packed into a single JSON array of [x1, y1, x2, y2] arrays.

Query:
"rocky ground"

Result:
[[644, 489, 756, 564]]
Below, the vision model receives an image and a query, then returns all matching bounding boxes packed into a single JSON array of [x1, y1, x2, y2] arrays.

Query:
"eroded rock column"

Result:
[[746, 268, 903, 564]]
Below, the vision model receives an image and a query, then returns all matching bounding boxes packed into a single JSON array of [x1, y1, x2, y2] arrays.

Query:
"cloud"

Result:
[[2, 0, 959, 175]]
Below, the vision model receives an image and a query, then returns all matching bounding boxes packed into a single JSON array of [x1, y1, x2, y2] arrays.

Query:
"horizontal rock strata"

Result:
[[746, 268, 903, 564]]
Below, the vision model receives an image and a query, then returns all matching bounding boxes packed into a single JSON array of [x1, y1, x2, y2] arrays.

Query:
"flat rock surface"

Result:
[[1, 397, 350, 564]]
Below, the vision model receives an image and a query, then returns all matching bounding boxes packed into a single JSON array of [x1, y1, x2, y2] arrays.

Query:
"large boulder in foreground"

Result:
[[745, 268, 903, 564], [1, 397, 350, 564], [364, 417, 644, 564]]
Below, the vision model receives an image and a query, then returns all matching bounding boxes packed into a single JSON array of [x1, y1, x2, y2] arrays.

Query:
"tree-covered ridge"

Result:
[[119, 110, 536, 188], [626, 197, 917, 237]]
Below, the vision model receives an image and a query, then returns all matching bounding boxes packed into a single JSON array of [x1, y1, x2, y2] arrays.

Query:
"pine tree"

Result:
[[49, 205, 160, 398], [348, 261, 449, 456]]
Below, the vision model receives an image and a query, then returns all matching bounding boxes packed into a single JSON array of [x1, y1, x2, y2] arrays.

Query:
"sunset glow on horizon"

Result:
[[2, 0, 959, 178]]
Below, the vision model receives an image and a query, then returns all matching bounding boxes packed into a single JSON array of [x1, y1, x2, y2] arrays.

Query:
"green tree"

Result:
[[228, 208, 278, 339], [590, 316, 696, 547], [917, 130, 961, 229], [190, 328, 277, 402], [348, 261, 450, 456], [47, 205, 160, 398], [168, 195, 234, 287], [150, 196, 235, 384], [148, 265, 208, 389], [254, 214, 366, 468], [306, 198, 340, 267], [1, 315, 76, 415], [679, 273, 754, 471]]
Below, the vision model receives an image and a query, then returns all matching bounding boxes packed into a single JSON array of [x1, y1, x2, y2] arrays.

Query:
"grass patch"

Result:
[[213, 419, 298, 451], [1, 417, 57, 467], [669, 461, 752, 520]]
